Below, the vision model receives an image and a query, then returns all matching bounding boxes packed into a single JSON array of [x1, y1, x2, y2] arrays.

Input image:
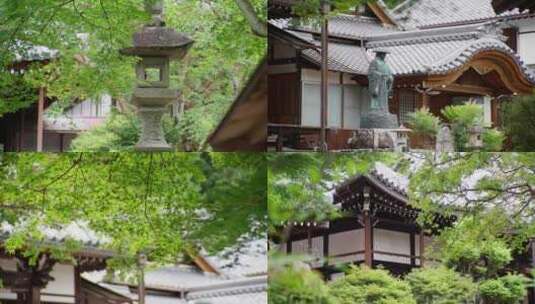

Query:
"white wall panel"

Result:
[[292, 237, 324, 259], [42, 264, 75, 303], [343, 85, 361, 129], [328, 229, 364, 265], [373, 229, 411, 264]]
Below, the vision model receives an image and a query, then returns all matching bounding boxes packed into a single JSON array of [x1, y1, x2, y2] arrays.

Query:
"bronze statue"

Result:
[[368, 50, 393, 110], [361, 49, 399, 129]]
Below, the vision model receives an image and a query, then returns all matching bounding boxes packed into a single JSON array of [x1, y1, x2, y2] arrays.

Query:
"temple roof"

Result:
[[0, 221, 111, 257], [388, 0, 497, 29], [84, 238, 267, 304], [270, 16, 535, 85]]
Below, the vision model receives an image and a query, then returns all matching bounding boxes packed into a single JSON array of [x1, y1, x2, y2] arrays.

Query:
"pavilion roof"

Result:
[[270, 16, 535, 85], [0, 221, 113, 258], [387, 0, 496, 29]]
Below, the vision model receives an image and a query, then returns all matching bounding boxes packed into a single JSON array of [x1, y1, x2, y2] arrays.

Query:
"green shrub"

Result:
[[406, 266, 476, 304], [480, 274, 528, 304], [407, 108, 440, 137], [269, 264, 335, 304], [482, 129, 504, 152], [70, 110, 140, 151], [441, 103, 483, 151], [441, 103, 483, 126], [502, 94, 535, 151], [329, 265, 415, 304]]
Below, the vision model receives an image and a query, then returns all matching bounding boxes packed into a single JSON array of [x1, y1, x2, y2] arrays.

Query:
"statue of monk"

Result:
[[368, 50, 393, 111]]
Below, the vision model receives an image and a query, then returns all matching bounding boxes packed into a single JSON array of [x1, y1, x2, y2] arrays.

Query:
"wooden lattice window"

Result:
[[399, 89, 416, 124]]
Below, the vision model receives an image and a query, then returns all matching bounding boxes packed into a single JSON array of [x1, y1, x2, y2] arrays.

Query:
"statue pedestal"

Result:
[[132, 88, 179, 152], [361, 109, 399, 129]]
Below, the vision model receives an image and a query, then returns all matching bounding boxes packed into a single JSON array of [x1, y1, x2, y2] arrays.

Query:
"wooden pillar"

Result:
[[74, 266, 82, 304], [323, 230, 329, 259], [36, 87, 46, 152], [410, 232, 416, 266], [28, 286, 40, 304], [421, 93, 430, 109], [364, 211, 373, 267], [419, 230, 425, 267], [319, 2, 330, 152]]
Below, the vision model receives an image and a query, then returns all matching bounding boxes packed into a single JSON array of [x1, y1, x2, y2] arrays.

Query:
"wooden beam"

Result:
[[437, 83, 496, 96], [36, 87, 46, 152], [364, 212, 373, 267], [367, 3, 396, 26], [419, 230, 425, 267]]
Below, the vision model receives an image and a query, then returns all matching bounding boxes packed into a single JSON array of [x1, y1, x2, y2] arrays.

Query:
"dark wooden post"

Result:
[[28, 286, 40, 304], [319, 1, 330, 152], [364, 210, 373, 267], [419, 230, 425, 267], [36, 87, 46, 152], [74, 266, 82, 304], [421, 93, 429, 109], [410, 232, 416, 266]]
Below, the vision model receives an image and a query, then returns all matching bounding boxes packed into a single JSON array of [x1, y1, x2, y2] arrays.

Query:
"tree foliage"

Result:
[[269, 258, 335, 304], [0, 0, 266, 150], [502, 94, 535, 151], [0, 152, 266, 270], [405, 266, 476, 304], [329, 266, 416, 304]]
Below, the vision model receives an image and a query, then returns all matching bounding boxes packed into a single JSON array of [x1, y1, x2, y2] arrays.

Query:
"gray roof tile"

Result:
[[388, 0, 497, 29], [269, 15, 398, 40]]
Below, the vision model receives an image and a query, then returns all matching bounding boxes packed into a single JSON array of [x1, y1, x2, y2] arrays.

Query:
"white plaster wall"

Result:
[[328, 229, 364, 265], [373, 229, 411, 264], [301, 69, 366, 128], [343, 85, 361, 129], [41, 264, 76, 303], [291, 237, 324, 259], [517, 20, 535, 66], [0, 261, 75, 303]]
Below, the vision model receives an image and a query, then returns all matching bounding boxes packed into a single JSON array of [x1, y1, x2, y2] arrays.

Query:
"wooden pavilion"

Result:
[[277, 163, 454, 278], [275, 161, 535, 302], [0, 224, 129, 304], [267, 0, 535, 150]]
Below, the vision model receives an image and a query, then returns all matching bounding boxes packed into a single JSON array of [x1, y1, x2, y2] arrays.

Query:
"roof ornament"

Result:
[[476, 21, 507, 42]]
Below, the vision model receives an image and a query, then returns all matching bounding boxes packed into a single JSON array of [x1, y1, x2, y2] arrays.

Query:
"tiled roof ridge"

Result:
[[429, 37, 535, 83], [367, 31, 478, 48], [368, 163, 409, 197], [187, 284, 267, 300]]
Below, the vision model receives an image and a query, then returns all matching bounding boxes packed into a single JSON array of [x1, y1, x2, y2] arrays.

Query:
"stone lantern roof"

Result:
[[120, 26, 193, 59]]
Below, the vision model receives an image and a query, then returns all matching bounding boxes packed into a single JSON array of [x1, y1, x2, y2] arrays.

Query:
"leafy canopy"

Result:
[[0, 152, 266, 269], [329, 266, 416, 304]]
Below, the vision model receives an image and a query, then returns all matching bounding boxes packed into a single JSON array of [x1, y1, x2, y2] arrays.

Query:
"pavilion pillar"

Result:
[[28, 286, 41, 304], [364, 211, 373, 267], [36, 87, 46, 152], [421, 93, 429, 109], [419, 230, 425, 267]]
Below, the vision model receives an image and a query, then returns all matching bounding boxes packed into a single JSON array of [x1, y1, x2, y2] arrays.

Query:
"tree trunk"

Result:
[[234, 0, 267, 37]]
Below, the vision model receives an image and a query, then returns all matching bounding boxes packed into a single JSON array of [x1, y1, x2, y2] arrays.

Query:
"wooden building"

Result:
[[0, 223, 131, 304], [268, 0, 535, 150], [0, 47, 112, 152], [276, 161, 535, 302], [207, 59, 267, 152]]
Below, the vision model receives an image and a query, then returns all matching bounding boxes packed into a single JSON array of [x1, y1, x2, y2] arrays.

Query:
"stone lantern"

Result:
[[391, 124, 412, 152], [467, 125, 484, 150], [121, 0, 193, 151]]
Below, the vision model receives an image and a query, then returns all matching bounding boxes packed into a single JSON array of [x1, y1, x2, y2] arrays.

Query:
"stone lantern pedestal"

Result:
[[120, 0, 193, 151]]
